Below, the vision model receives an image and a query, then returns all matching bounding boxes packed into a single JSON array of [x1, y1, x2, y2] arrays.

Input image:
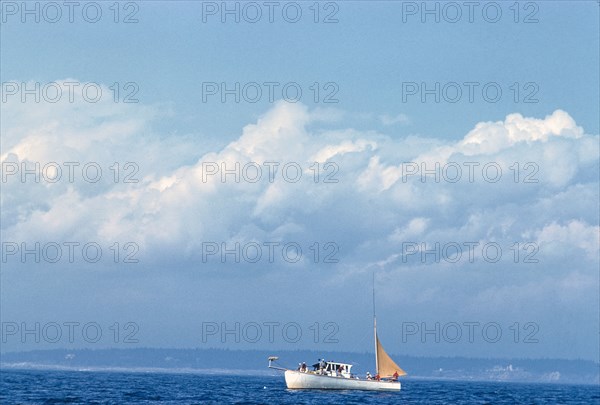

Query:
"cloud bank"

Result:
[[1, 81, 598, 359]]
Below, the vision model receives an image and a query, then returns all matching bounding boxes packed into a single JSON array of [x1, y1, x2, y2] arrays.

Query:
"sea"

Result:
[[1, 369, 598, 404]]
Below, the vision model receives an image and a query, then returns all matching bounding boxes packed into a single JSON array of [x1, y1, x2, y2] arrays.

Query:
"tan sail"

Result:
[[375, 333, 407, 377]]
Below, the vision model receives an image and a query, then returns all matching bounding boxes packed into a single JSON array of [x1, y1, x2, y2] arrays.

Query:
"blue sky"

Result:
[[1, 1, 599, 366], [3, 1, 598, 140]]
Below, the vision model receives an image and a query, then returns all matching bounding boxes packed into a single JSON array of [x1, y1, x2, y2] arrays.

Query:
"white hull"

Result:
[[284, 370, 400, 391]]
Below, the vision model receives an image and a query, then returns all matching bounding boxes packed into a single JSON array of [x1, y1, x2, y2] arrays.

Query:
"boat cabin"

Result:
[[323, 361, 353, 378]]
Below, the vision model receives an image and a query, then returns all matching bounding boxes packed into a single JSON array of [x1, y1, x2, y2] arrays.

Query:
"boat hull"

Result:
[[284, 370, 400, 391]]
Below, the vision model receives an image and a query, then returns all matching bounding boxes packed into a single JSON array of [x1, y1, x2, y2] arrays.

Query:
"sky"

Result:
[[1, 1, 599, 365]]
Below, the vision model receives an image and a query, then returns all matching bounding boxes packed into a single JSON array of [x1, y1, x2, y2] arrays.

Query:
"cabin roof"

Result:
[[325, 361, 353, 367]]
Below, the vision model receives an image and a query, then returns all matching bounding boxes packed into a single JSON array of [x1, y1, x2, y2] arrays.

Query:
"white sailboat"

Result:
[[268, 280, 407, 391]]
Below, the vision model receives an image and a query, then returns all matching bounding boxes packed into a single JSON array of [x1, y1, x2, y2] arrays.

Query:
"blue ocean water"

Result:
[[1, 369, 598, 404]]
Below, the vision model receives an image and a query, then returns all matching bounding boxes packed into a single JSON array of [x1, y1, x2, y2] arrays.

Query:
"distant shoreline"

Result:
[[2, 348, 598, 386], [0, 362, 274, 376], [2, 363, 598, 387]]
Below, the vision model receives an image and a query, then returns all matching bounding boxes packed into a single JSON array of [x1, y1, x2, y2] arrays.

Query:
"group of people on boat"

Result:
[[366, 371, 399, 381], [296, 359, 399, 382], [296, 359, 346, 377], [296, 359, 329, 375], [309, 359, 327, 374]]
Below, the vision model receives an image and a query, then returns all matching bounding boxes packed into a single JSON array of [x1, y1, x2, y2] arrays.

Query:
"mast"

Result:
[[373, 271, 378, 375]]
